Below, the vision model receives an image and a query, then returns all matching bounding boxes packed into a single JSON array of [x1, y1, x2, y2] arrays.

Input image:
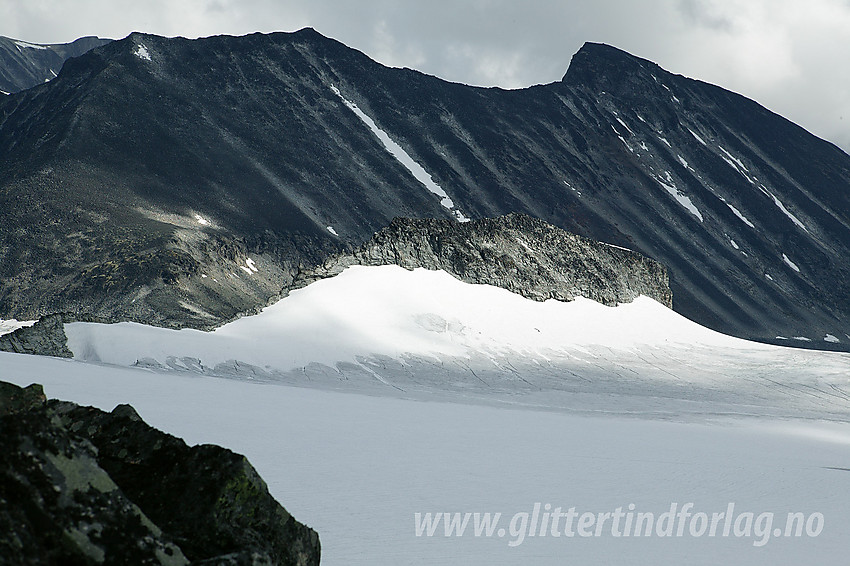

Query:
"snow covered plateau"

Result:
[[4, 265, 850, 564]]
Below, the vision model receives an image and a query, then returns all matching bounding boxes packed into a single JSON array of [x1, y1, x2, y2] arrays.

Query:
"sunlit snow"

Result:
[[134, 44, 151, 61], [61, 264, 850, 425], [0, 318, 37, 337]]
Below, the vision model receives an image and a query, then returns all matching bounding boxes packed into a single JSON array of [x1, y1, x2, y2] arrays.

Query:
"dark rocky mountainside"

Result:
[[0, 380, 320, 565], [1, 30, 848, 348], [0, 35, 110, 94], [297, 213, 672, 308]]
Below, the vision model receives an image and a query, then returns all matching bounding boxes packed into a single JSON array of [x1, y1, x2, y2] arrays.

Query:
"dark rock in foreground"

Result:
[[0, 380, 320, 565], [296, 213, 672, 308]]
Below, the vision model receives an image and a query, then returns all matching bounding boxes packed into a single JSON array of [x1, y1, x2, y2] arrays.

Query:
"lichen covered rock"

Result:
[[0, 381, 320, 565]]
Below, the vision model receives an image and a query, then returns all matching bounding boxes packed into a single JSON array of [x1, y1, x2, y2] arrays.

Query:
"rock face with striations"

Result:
[[0, 314, 72, 357], [296, 213, 672, 308], [2, 30, 849, 348], [0, 380, 320, 566]]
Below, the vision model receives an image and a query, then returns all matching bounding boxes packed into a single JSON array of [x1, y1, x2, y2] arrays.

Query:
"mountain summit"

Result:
[[1, 30, 848, 349]]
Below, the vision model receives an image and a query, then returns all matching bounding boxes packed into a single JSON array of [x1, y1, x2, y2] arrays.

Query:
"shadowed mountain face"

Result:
[[1, 30, 848, 348], [0, 35, 111, 94]]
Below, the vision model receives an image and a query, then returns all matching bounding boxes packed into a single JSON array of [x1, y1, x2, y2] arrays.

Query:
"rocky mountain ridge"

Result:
[[1, 213, 671, 358], [1, 30, 848, 349], [0, 35, 110, 94], [295, 213, 672, 308]]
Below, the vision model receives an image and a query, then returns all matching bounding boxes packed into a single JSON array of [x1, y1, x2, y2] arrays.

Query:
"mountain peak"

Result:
[[562, 42, 666, 92], [2, 31, 849, 350]]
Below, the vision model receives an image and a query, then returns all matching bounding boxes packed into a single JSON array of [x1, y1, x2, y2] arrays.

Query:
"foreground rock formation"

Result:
[[0, 380, 320, 565]]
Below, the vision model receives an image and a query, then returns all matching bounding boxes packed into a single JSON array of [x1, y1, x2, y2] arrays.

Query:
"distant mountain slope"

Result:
[[1, 30, 848, 349], [0, 35, 110, 94]]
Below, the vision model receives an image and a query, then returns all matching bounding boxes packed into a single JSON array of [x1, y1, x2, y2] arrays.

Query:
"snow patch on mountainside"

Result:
[[719, 146, 749, 172], [14, 40, 47, 50], [655, 173, 703, 221], [615, 116, 634, 136], [721, 198, 756, 228], [763, 188, 809, 232], [783, 254, 801, 273], [688, 128, 707, 146], [330, 85, 470, 222], [134, 44, 151, 61]]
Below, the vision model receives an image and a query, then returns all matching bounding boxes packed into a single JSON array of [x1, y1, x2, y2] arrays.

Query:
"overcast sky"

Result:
[[3, 0, 849, 152]]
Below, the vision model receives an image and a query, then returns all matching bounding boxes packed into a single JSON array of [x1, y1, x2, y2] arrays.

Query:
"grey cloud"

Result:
[[677, 0, 734, 31]]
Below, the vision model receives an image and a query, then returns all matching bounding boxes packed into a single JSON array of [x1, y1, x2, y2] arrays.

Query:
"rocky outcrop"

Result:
[[295, 213, 672, 308], [0, 381, 320, 565], [0, 314, 72, 357]]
